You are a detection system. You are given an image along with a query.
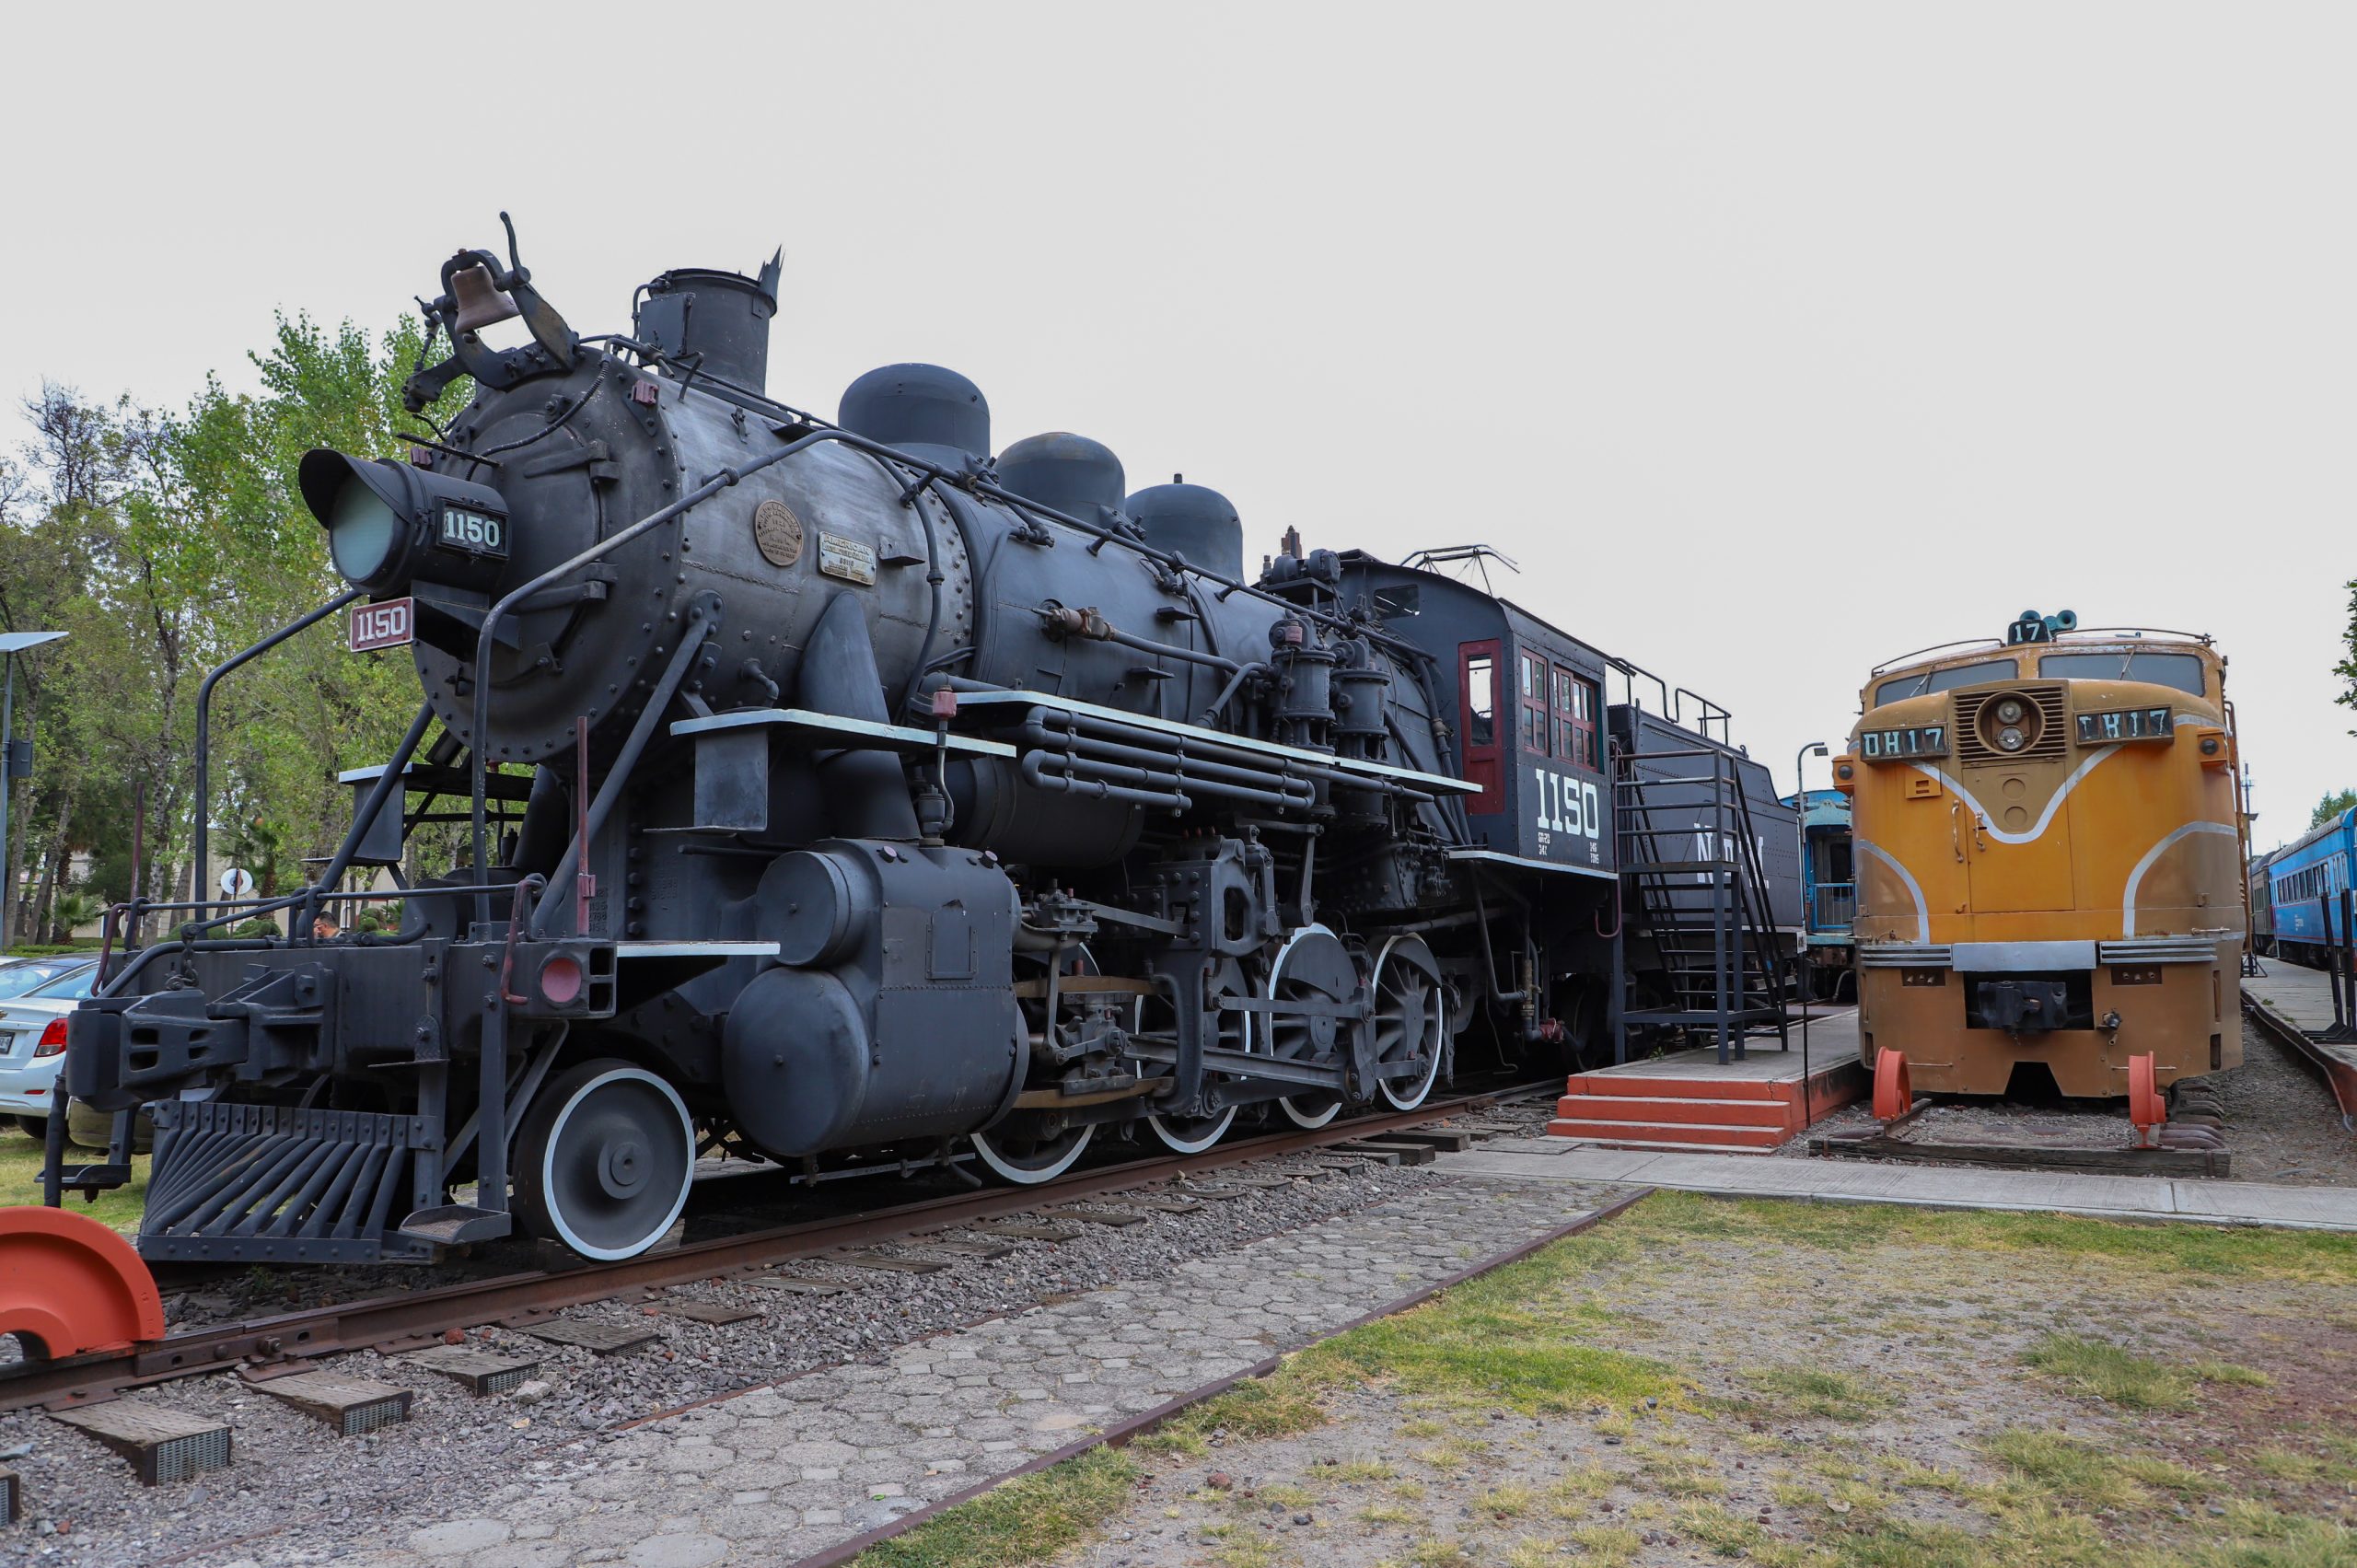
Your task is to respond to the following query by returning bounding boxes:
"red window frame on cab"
[1458,639,1503,813]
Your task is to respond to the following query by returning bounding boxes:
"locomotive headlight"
[298,448,510,595]
[1998,726,2026,751]
[1995,699,2026,724]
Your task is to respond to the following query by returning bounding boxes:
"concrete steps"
[1547,1054,1865,1155]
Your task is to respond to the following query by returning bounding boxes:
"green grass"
[1641,1191,2357,1283]
[1982,1428,2160,1511]
[1564,1525,1642,1564]
[1295,1226,1689,1415]
[850,1193,2357,1568]
[1132,1370,1332,1457]
[0,1122,147,1231]
[850,1446,1140,1567]
[2021,1333,2200,1411]
[2188,1504,2357,1568]
[1740,1364,1898,1423]
[2189,1359,2275,1388]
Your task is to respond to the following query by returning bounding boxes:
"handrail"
[1870,626,2218,677]
[192,587,366,923]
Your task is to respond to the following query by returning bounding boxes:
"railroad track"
[6,1081,1556,1417]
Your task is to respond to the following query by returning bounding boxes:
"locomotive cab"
[1840,613,2244,1098]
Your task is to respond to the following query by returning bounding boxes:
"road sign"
[219,867,254,900]
[350,598,414,653]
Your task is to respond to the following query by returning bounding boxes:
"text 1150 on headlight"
[438,505,506,559]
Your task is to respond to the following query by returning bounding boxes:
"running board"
[397,1204,514,1248]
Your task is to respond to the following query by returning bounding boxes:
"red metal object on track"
[2127,1052,2166,1147]
[0,1205,165,1356]
[1871,1048,1913,1122]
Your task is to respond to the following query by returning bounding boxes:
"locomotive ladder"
[1612,743,1790,1064]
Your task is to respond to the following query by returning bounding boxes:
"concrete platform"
[1549,1010,1866,1152]
[2246,959,2357,1119]
[1436,1144,2357,1231]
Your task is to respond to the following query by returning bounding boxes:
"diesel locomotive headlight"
[1995,699,2026,724]
[1998,726,2026,750]
[298,448,510,596]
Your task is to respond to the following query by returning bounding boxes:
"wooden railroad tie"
[514,1318,663,1355]
[51,1401,232,1485]
[1103,1194,1202,1214]
[973,1220,1085,1242]
[260,1371,415,1436]
[1379,1129,1476,1152]
[401,1344,543,1395]
[910,1236,1021,1259]
[829,1250,952,1274]
[1810,1134,2230,1179]
[1334,1141,1436,1165]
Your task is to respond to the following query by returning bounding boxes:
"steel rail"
[2242,992,2357,1130]
[5,1084,1552,1414]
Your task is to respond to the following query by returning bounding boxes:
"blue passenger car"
[1783,786,1854,997]
[2265,808,2357,967]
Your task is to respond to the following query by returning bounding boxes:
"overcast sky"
[5,5,2349,848]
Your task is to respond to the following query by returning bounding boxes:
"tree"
[2339,579,2357,731]
[3,314,468,943]
[2316,789,2357,829]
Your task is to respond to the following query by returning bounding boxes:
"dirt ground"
[872,1191,2357,1568]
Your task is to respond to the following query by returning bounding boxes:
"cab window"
[1874,658,2019,705]
[1553,667,1600,771]
[1518,652,1549,752]
[2038,651,2207,697]
[1465,655,1495,747]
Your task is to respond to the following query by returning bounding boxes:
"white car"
[0,960,99,1134]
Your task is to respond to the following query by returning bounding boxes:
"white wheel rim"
[1145,1107,1237,1154]
[970,1122,1093,1185]
[1268,923,1348,1127]
[1279,1095,1342,1129]
[1374,935,1447,1110]
[540,1066,696,1262]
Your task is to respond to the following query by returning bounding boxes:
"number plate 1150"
[438,505,506,559]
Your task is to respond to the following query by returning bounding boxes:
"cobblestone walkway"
[260,1177,1623,1568]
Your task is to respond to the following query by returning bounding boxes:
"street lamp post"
[0,632,70,951]
[1793,739,1829,1129]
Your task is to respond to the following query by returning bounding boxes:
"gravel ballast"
[0,1149,1497,1566]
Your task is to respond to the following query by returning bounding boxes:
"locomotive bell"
[448,263,520,335]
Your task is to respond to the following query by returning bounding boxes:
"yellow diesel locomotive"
[1835,611,2245,1099]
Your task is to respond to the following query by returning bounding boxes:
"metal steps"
[1611,740,1790,1063]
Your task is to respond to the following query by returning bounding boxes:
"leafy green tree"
[3,314,468,940]
[2316,789,2357,829]
[2339,580,2357,732]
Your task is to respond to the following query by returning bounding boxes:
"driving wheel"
[1372,935,1447,1110]
[1266,924,1356,1129]
[1146,957,1251,1154]
[515,1060,697,1261]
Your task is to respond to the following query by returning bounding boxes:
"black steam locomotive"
[56,228,1795,1263]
